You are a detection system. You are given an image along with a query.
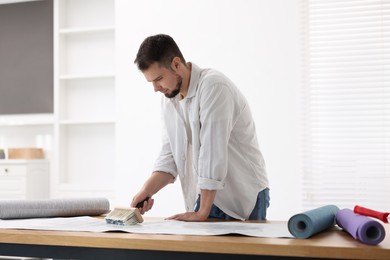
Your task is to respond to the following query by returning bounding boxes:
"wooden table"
[0,221,389,259]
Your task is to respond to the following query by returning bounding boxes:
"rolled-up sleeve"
[198,176,225,190]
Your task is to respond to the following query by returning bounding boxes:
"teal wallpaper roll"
[288,205,340,238]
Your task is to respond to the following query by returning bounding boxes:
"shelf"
[58,77,115,122]
[58,31,115,76]
[58,0,115,30]
[59,73,115,80]
[0,126,53,150]
[0,159,49,165]
[0,114,54,126]
[59,120,115,125]
[59,26,115,35]
[0,122,53,127]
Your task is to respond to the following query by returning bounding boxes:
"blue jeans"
[194,188,270,220]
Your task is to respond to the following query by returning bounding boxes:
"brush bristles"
[105,207,144,226]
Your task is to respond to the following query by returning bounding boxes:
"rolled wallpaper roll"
[336,208,385,245]
[0,198,110,219]
[354,205,389,223]
[288,205,339,238]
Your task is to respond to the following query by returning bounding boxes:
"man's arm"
[166,189,216,221]
[131,171,175,214]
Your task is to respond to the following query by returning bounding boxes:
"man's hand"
[130,171,174,214]
[166,211,209,222]
[166,189,217,222]
[131,192,154,214]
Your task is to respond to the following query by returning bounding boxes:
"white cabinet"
[0,160,49,200]
[53,0,116,198]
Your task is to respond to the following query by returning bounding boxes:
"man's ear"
[171,57,181,71]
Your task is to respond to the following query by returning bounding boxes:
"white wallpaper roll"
[0,198,110,219]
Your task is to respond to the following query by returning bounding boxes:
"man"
[131,34,269,221]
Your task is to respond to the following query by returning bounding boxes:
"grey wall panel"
[0,0,53,114]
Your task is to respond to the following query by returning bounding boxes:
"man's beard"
[165,74,182,98]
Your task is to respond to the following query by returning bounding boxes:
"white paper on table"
[0,216,293,238]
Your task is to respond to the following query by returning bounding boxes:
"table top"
[0,220,389,259]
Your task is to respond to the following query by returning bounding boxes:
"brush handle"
[135,197,150,208]
[354,205,389,223]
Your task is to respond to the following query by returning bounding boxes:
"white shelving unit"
[53,0,116,198]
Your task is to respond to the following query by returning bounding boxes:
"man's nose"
[153,82,162,92]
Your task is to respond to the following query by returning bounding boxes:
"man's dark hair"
[134,34,186,71]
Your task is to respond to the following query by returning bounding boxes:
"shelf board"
[0,122,53,127]
[0,114,54,126]
[59,73,115,81]
[59,26,115,35]
[0,159,49,164]
[59,119,116,125]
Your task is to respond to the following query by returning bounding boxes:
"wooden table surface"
[0,220,389,259]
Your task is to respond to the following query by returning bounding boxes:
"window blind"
[301,0,390,211]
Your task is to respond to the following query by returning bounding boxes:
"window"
[302,0,390,210]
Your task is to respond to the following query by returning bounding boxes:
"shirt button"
[182,155,186,161]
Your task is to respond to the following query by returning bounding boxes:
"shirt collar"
[186,62,201,99]
[169,62,201,103]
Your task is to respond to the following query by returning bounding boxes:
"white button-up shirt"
[153,63,269,220]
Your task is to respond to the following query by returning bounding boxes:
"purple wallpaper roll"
[336,208,386,245]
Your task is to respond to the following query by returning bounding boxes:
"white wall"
[115,0,302,220]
